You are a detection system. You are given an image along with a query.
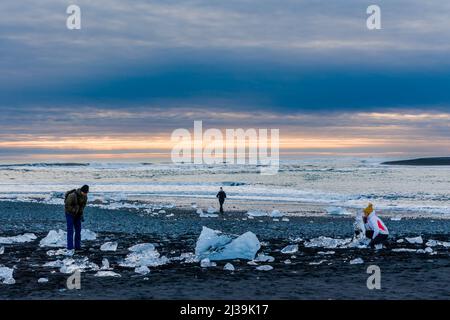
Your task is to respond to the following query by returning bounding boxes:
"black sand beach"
[1,201,449,300]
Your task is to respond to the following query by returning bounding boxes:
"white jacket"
[365,211,389,238]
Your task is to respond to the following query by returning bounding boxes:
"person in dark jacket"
[216,187,227,213]
[64,185,89,251]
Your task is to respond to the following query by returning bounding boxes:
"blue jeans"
[66,213,82,250]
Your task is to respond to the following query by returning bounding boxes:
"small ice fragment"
[304,236,352,249]
[397,239,404,243]
[349,258,364,265]
[309,260,326,265]
[269,210,284,218]
[272,218,279,222]
[0,233,37,244]
[246,210,267,217]
[256,265,273,271]
[247,261,258,266]
[40,229,96,247]
[392,248,417,253]
[326,207,351,215]
[95,271,121,277]
[0,247,4,255]
[191,204,198,209]
[390,216,402,221]
[282,218,290,222]
[100,242,118,252]
[196,209,203,214]
[223,263,235,271]
[200,258,217,268]
[281,244,298,254]
[101,258,110,270]
[38,278,49,283]
[284,259,292,264]
[135,266,150,275]
[405,236,423,244]
[0,266,15,284]
[159,210,166,214]
[317,251,335,255]
[207,207,217,214]
[166,214,174,217]
[375,244,383,250]
[254,254,275,263]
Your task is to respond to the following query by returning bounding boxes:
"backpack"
[64,189,77,204]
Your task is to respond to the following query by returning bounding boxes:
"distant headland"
[382,157,450,166]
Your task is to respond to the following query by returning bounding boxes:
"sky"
[1,0,450,161]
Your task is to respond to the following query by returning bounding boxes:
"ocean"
[0,157,449,216]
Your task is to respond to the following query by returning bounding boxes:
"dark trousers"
[219,200,225,213]
[66,213,82,250]
[365,230,388,247]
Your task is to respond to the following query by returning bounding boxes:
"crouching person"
[64,185,89,251]
[363,203,389,248]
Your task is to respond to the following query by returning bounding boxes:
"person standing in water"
[216,187,227,213]
[363,203,389,248]
[64,185,89,251]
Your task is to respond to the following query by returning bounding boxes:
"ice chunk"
[120,243,168,268]
[309,260,326,265]
[39,229,97,247]
[273,218,279,222]
[158,210,166,214]
[94,271,121,277]
[166,213,174,217]
[100,242,118,252]
[172,252,198,264]
[304,236,351,249]
[426,239,450,247]
[284,259,292,264]
[349,258,364,265]
[0,233,37,244]
[390,216,402,221]
[254,254,275,263]
[59,257,99,274]
[397,239,404,243]
[223,263,235,271]
[317,251,335,255]
[198,208,219,218]
[0,266,15,284]
[101,258,111,270]
[135,266,150,275]
[326,207,351,215]
[46,249,74,257]
[392,248,417,253]
[200,258,217,268]
[416,247,433,254]
[281,244,298,254]
[406,236,423,244]
[195,227,261,261]
[246,210,267,217]
[256,265,273,271]
[282,218,290,222]
[81,229,97,241]
[0,247,4,255]
[269,210,284,218]
[38,278,49,283]
[207,207,217,214]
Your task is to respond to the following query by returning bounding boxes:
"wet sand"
[1,201,449,300]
